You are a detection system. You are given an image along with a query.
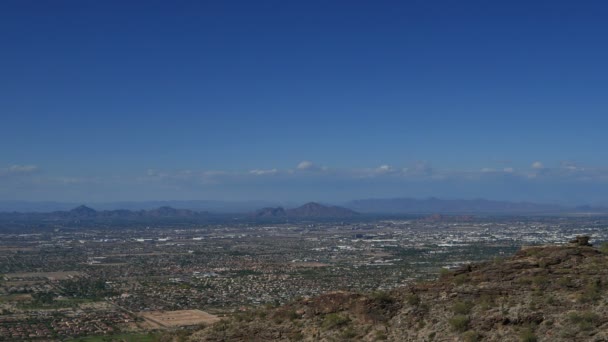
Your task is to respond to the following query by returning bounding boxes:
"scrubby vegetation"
[187,242,608,341]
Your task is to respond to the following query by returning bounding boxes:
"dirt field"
[3,271,82,281]
[139,310,220,327]
[290,262,329,268]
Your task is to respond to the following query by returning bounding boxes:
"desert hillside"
[187,237,608,341]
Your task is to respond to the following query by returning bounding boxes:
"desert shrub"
[517,276,534,285]
[579,280,601,302]
[322,313,350,330]
[568,311,600,331]
[462,330,480,342]
[289,331,304,340]
[375,330,388,340]
[525,248,541,257]
[371,291,395,304]
[452,300,474,315]
[454,274,468,285]
[479,294,496,310]
[406,293,420,306]
[287,310,300,320]
[600,242,608,254]
[532,275,548,287]
[557,277,574,288]
[234,311,256,322]
[211,321,229,333]
[448,315,469,332]
[528,299,541,311]
[439,268,451,278]
[519,327,537,342]
[341,327,357,339]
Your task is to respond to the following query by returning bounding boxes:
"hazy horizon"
[0,195,605,214]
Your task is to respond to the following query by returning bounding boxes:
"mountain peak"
[252,202,358,219]
[300,202,324,208]
[69,205,97,216]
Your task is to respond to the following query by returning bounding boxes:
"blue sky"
[1,1,608,204]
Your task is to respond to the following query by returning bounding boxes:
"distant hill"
[253,202,359,219]
[70,205,97,217]
[346,197,571,214]
[287,202,359,218]
[188,239,608,341]
[2,198,608,221]
[0,200,291,213]
[253,207,288,218]
[0,205,207,221]
[0,202,359,223]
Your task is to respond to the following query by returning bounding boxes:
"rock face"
[188,243,608,341]
[570,235,592,246]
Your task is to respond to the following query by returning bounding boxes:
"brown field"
[0,246,35,252]
[290,262,329,268]
[0,294,32,302]
[139,310,220,327]
[3,271,82,281]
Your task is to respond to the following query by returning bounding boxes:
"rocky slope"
[188,239,608,341]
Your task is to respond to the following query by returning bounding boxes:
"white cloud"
[295,160,327,172]
[375,164,393,173]
[503,167,515,173]
[9,165,38,173]
[560,161,581,171]
[146,169,165,177]
[402,161,433,176]
[249,168,278,176]
[481,168,496,173]
[201,170,227,177]
[0,164,39,176]
[531,161,544,169]
[297,160,315,170]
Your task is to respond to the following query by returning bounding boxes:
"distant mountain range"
[0,200,291,213]
[0,202,359,223]
[0,205,209,221]
[1,198,607,221]
[253,202,359,219]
